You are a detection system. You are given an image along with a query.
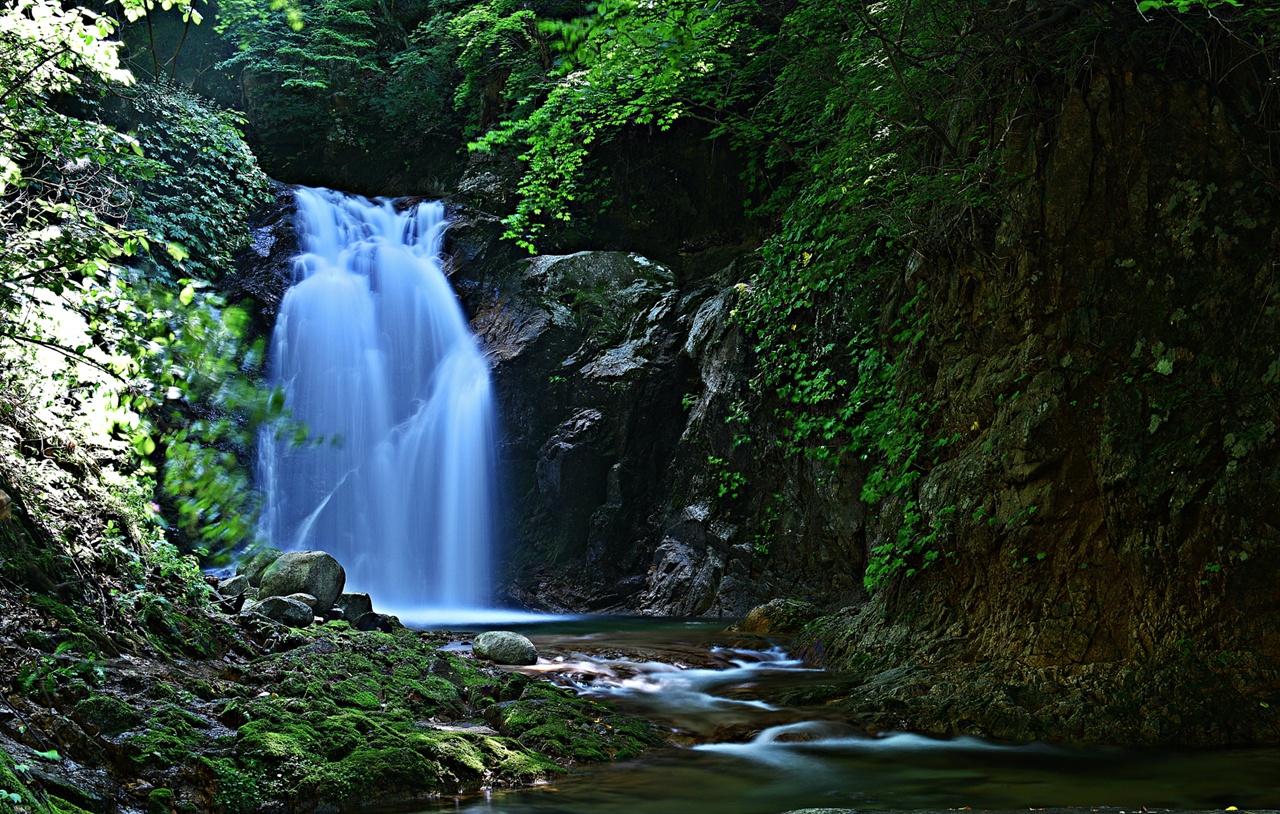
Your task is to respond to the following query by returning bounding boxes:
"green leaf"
[33,749,61,761]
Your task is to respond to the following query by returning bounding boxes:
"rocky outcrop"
[450,63,1280,745]
[449,216,871,618]
[783,67,1280,746]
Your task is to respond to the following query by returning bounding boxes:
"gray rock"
[246,596,314,628]
[472,631,538,665]
[338,592,373,622]
[236,547,283,587]
[218,574,250,597]
[259,550,346,612]
[286,592,318,609]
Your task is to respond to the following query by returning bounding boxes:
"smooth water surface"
[427,620,1280,813]
[258,187,498,614]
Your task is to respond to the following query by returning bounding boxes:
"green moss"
[47,797,94,814]
[0,747,46,814]
[206,626,652,808]
[331,676,382,710]
[303,746,441,805]
[74,695,142,735]
[489,687,664,763]
[203,757,265,814]
[128,704,208,766]
[147,788,174,814]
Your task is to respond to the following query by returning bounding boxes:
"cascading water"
[257,187,498,620]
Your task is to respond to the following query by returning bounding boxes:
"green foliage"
[216,0,467,160]
[450,0,551,133]
[1137,0,1241,12]
[472,0,755,250]
[2,0,277,559]
[462,0,1012,587]
[110,81,271,281]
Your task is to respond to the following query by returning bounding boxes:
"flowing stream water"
[257,188,499,622]
[425,620,1280,814]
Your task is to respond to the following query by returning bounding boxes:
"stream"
[422,619,1280,814]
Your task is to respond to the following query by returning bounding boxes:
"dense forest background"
[2,0,1280,810]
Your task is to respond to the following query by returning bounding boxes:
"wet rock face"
[451,217,867,616]
[782,67,1280,745]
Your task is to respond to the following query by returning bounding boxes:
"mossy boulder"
[737,599,821,635]
[235,548,283,587]
[258,551,345,612]
[74,695,141,736]
[472,631,538,665]
[483,683,664,762]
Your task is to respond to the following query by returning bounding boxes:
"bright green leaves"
[467,0,758,252]
[1137,0,1242,12]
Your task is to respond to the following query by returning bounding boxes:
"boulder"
[353,612,396,633]
[245,596,314,628]
[472,631,538,665]
[259,550,345,612]
[338,592,373,622]
[218,574,250,597]
[736,599,821,635]
[236,547,283,587]
[286,592,318,609]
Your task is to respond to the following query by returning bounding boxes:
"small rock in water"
[259,550,346,612]
[248,596,315,628]
[218,574,250,597]
[472,631,538,665]
[338,592,373,622]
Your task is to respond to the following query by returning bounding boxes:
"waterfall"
[256,187,497,618]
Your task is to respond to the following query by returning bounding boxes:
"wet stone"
[247,596,314,628]
[218,574,250,597]
[473,631,539,665]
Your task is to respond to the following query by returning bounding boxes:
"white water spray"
[257,187,497,616]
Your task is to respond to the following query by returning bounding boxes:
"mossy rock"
[74,695,141,736]
[736,598,821,635]
[235,548,283,587]
[484,684,664,762]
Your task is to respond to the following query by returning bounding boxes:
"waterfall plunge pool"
[415,618,1280,814]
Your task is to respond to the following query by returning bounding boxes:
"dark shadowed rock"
[339,592,373,622]
[473,631,538,665]
[353,612,396,633]
[247,596,314,628]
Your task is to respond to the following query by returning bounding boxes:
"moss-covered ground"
[0,606,665,814]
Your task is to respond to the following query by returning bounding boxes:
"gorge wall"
[442,64,1280,744]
